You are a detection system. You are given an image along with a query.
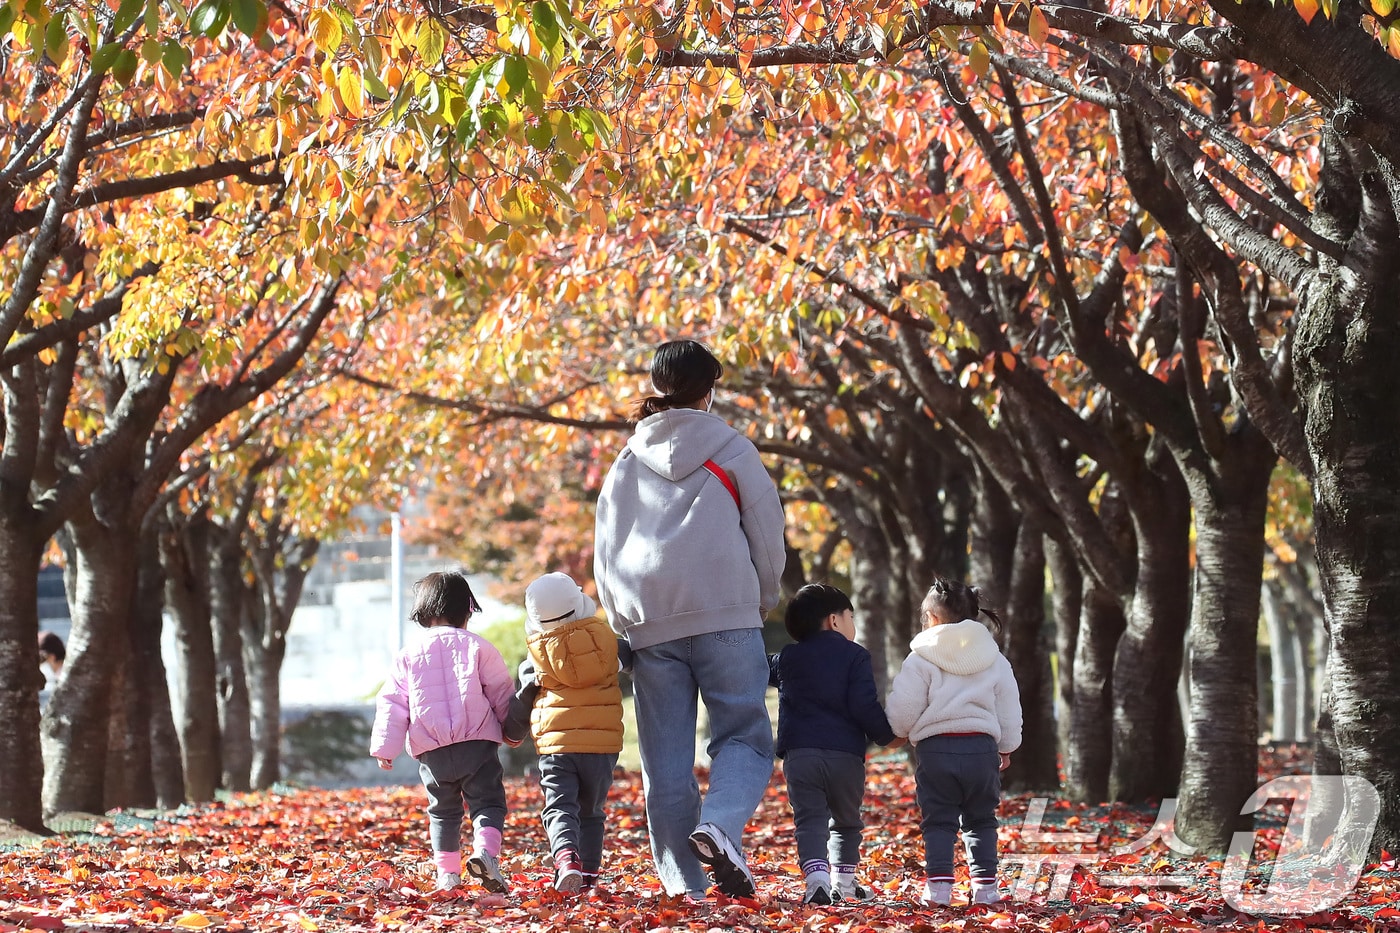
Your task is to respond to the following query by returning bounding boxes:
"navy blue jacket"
[768,630,895,758]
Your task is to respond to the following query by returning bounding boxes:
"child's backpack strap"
[701,459,741,510]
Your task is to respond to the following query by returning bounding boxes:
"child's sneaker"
[833,877,875,902]
[921,880,952,906]
[435,870,461,892]
[687,823,756,898]
[554,848,584,893]
[802,871,833,905]
[971,881,1004,905]
[466,851,508,893]
[581,872,598,890]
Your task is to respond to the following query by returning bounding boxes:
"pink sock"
[435,850,461,874]
[476,827,502,858]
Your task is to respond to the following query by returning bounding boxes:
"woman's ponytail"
[631,340,723,423]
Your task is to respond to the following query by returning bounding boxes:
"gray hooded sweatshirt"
[593,408,787,650]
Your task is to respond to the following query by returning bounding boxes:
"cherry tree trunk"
[161,510,221,802]
[1046,537,1080,783]
[0,502,46,830]
[210,530,252,792]
[1111,469,1191,802]
[1176,461,1272,852]
[1066,580,1125,802]
[245,640,283,791]
[1296,273,1400,856]
[42,508,138,815]
[1002,524,1058,792]
[135,526,183,809]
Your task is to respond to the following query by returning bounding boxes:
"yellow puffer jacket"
[527,616,624,755]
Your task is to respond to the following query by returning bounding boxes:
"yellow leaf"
[309,9,343,53]
[337,67,364,117]
[449,193,473,233]
[416,19,446,66]
[295,915,319,931]
[175,914,211,929]
[1027,5,1049,46]
[968,40,990,78]
[1294,0,1320,23]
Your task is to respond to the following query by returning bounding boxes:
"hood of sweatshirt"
[911,619,1001,675]
[627,408,738,481]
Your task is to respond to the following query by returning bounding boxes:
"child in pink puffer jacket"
[371,571,517,893]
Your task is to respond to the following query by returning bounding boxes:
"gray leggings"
[783,748,867,867]
[418,740,507,854]
[915,734,1001,880]
[539,752,618,871]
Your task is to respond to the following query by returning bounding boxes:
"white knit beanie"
[525,572,598,631]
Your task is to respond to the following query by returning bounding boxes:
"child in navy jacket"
[769,584,902,904]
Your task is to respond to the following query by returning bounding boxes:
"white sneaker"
[466,851,508,893]
[833,876,875,901]
[921,880,952,906]
[687,822,756,897]
[972,882,1004,904]
[803,871,833,905]
[435,870,461,891]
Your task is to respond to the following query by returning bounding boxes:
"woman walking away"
[594,339,787,899]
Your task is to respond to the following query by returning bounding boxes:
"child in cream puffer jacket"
[886,578,1022,909]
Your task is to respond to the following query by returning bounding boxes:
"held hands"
[376,757,393,771]
[886,736,909,750]
[998,752,1011,772]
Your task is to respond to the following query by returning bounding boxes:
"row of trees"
[4,0,1397,860]
[0,0,441,828]
[341,0,1400,856]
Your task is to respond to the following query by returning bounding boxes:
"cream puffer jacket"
[884,619,1023,752]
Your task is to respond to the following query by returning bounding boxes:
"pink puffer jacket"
[370,627,514,760]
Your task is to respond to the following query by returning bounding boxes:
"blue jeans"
[632,629,775,894]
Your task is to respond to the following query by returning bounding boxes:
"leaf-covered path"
[3,757,1397,932]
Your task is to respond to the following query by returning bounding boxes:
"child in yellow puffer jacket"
[511,572,627,893]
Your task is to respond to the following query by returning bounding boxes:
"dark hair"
[630,340,723,421]
[409,571,482,628]
[38,631,65,662]
[784,583,855,641]
[922,577,1002,635]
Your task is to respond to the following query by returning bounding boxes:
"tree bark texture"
[967,464,1018,609]
[1262,579,1301,742]
[0,505,46,830]
[135,523,183,808]
[244,639,282,791]
[161,507,221,802]
[1067,580,1125,802]
[1111,459,1191,802]
[1296,275,1400,856]
[1176,464,1272,852]
[42,506,139,815]
[1046,537,1080,784]
[103,637,148,811]
[210,523,252,792]
[1001,524,1058,792]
